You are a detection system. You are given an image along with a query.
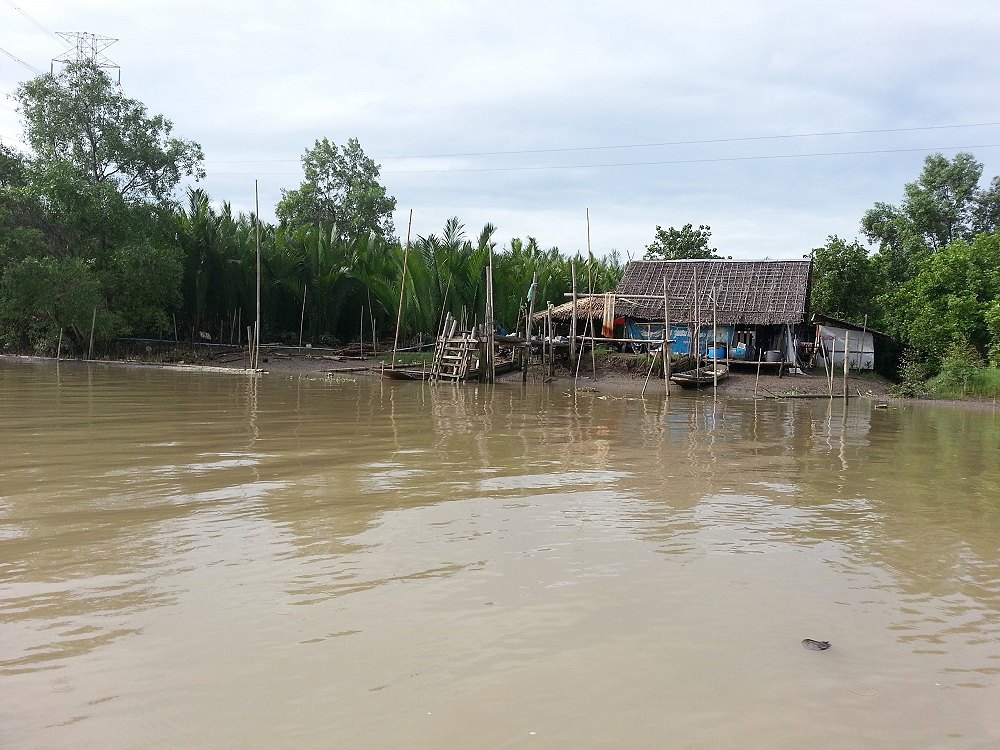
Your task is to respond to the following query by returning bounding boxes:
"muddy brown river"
[1,360,999,748]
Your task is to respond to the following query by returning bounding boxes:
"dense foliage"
[643,223,720,260]
[808,152,1000,386]
[2,62,998,391]
[0,63,622,356]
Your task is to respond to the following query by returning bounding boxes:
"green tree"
[15,61,204,204]
[643,223,720,260]
[0,256,101,352]
[893,233,1000,363]
[862,152,1000,282]
[809,236,879,323]
[276,137,396,243]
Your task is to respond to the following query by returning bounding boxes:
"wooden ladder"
[432,334,479,381]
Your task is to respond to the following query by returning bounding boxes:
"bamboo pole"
[754,352,762,398]
[173,313,178,343]
[587,209,596,380]
[663,275,670,398]
[641,349,657,396]
[828,337,835,397]
[861,314,869,372]
[485,248,496,383]
[88,306,97,359]
[843,328,850,400]
[254,180,261,372]
[392,209,414,369]
[524,271,538,384]
[570,260,578,368]
[56,328,63,362]
[299,284,307,350]
[694,267,700,378]
[547,305,555,378]
[712,286,718,399]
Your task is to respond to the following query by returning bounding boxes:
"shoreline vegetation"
[2,62,999,401]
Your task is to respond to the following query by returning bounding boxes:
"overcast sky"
[3,1,1000,259]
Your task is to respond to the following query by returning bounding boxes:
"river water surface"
[1,361,999,749]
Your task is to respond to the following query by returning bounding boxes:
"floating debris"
[802,638,831,651]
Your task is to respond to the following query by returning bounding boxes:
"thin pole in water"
[843,328,850,400]
[88,306,97,359]
[299,284,307,351]
[663,275,671,397]
[570,260,578,368]
[587,209,596,380]
[392,209,413,370]
[254,180,262,371]
[712,285,718,399]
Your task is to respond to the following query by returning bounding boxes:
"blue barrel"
[707,345,727,360]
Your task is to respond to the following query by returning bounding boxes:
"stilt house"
[610,259,813,363]
[541,259,813,365]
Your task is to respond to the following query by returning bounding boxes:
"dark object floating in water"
[802,638,831,651]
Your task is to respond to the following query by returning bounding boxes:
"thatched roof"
[611,259,813,326]
[533,294,632,322]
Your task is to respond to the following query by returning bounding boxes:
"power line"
[381,144,1000,174]
[0,44,41,74]
[202,121,1000,166]
[375,122,1000,160]
[206,143,1000,176]
[2,0,63,44]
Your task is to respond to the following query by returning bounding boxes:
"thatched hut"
[538,259,813,364]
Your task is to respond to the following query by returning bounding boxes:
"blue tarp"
[625,322,734,356]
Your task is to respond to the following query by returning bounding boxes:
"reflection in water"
[1,361,999,748]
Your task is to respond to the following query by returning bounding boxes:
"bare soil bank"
[3,350,896,401]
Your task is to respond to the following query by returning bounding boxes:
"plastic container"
[764,350,782,362]
[707,345,727,360]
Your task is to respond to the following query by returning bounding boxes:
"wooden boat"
[670,365,729,389]
[381,367,428,381]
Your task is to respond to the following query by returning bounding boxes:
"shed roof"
[612,259,813,326]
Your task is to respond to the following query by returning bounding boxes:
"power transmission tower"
[51,32,120,81]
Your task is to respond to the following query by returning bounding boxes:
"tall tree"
[862,152,1000,281]
[643,223,720,260]
[809,236,879,323]
[16,60,204,205]
[276,137,396,243]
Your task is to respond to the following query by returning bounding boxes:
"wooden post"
[173,313,179,343]
[392,209,414,370]
[56,328,63,362]
[359,305,364,358]
[88,306,97,359]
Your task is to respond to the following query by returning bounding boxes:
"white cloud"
[3,0,1000,258]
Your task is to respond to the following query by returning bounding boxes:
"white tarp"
[815,324,874,370]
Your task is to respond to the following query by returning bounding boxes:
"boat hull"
[670,366,729,389]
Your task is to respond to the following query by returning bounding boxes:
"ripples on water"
[1,361,999,748]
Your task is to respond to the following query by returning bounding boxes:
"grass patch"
[929,367,1000,399]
